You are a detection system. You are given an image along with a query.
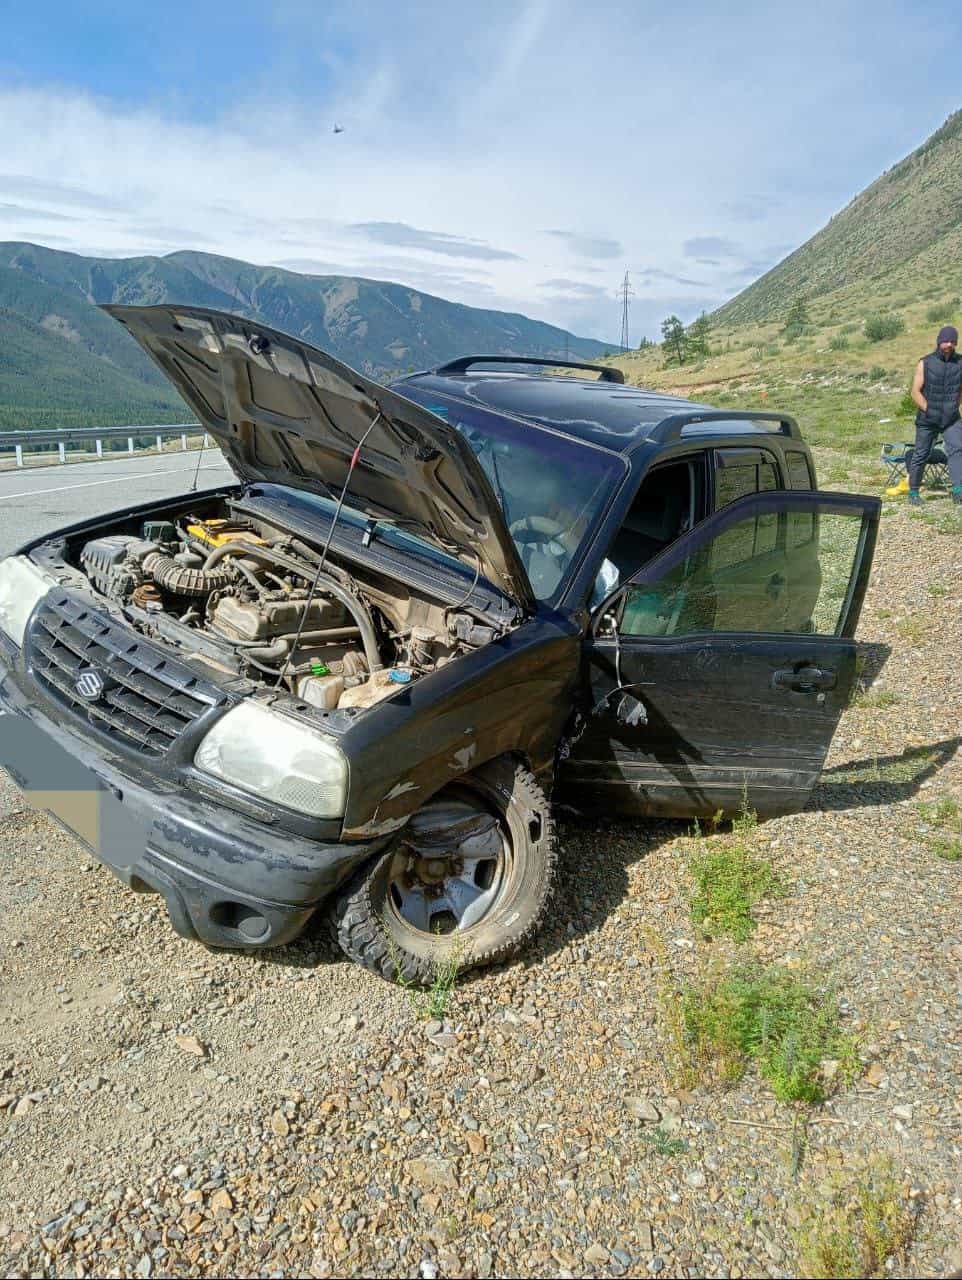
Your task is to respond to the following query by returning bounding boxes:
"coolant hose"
[142,551,235,598]
[201,541,385,671]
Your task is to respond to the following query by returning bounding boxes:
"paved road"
[0,452,234,556]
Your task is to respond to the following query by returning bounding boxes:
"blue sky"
[1,0,959,341]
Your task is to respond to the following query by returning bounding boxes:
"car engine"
[74,510,486,713]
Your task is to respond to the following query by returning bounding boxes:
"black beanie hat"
[937,325,958,345]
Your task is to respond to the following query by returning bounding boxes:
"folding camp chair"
[880,439,951,489]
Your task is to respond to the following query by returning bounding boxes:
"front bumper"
[0,660,385,948]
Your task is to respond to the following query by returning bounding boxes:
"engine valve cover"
[209,593,348,641]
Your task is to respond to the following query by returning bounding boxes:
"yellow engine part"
[186,519,265,548]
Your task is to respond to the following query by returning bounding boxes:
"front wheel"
[333,758,556,985]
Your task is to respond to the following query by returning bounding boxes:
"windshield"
[402,390,625,601]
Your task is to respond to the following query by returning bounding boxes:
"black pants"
[909,420,962,489]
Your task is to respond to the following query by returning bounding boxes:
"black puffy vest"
[917,349,962,429]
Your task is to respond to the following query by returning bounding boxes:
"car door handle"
[772,665,837,693]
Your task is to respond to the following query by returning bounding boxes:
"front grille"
[27,591,226,758]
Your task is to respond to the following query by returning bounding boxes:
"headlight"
[194,700,349,819]
[0,555,56,646]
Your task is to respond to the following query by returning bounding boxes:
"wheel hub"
[387,795,509,936]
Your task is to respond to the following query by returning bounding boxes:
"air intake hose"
[142,551,236,597]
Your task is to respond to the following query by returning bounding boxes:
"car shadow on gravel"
[855,639,892,686]
[517,811,686,969]
[811,735,962,812]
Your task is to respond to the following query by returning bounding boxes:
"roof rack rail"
[434,355,625,384]
[649,409,801,442]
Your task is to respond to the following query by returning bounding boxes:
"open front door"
[560,490,880,818]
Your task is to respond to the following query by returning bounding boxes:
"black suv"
[0,307,880,982]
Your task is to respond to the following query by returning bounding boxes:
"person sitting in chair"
[906,325,962,506]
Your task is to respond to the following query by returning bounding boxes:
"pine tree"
[687,312,711,357]
[661,315,687,365]
[783,297,810,334]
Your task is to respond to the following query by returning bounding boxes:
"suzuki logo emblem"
[75,669,105,701]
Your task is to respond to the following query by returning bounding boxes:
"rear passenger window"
[786,452,815,544]
[715,465,757,509]
[712,451,781,563]
[714,450,780,511]
[786,451,813,490]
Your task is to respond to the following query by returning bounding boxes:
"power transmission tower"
[619,271,632,352]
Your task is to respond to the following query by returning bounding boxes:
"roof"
[396,369,719,451]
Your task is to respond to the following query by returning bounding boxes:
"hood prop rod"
[275,409,384,688]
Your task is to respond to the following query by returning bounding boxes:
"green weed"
[851,686,899,709]
[424,945,462,1020]
[917,797,962,861]
[927,582,948,597]
[917,796,959,826]
[689,841,784,941]
[640,1126,688,1157]
[930,835,962,861]
[895,615,932,644]
[926,301,955,323]
[679,964,859,1103]
[794,1155,917,1278]
[383,921,463,1020]
[864,313,905,342]
[833,746,937,787]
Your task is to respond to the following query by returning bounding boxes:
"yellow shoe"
[885,476,910,496]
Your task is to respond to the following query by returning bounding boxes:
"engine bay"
[68,498,503,713]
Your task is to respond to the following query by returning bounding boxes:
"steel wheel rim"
[386,794,512,937]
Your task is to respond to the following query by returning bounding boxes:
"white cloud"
[0,1,953,340]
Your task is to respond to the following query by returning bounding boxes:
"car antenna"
[275,408,384,688]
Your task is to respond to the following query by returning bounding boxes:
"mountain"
[715,109,962,326]
[0,242,609,431]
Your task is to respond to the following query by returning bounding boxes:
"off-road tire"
[333,757,556,985]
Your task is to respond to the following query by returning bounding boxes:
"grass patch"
[679,964,858,1103]
[929,835,962,861]
[927,582,948,597]
[830,746,938,787]
[850,686,899,709]
[917,797,962,861]
[689,839,784,941]
[895,615,933,644]
[795,1155,917,1278]
[917,796,959,825]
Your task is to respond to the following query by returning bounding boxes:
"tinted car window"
[620,508,858,639]
[399,389,625,602]
[715,464,757,509]
[714,450,780,510]
[786,451,814,489]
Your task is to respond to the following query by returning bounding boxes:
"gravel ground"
[1,475,960,1279]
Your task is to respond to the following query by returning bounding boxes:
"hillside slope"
[603,227,962,471]
[0,242,607,429]
[715,109,962,325]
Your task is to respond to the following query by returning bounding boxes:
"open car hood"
[103,305,535,612]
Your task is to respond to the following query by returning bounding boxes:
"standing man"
[907,325,962,506]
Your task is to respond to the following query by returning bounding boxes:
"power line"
[619,270,632,353]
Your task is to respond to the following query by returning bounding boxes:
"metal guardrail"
[0,423,209,468]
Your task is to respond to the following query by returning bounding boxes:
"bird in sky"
[333,123,344,134]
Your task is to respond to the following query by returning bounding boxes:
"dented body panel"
[337,614,581,837]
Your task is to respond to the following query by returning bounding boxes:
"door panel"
[560,490,879,819]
